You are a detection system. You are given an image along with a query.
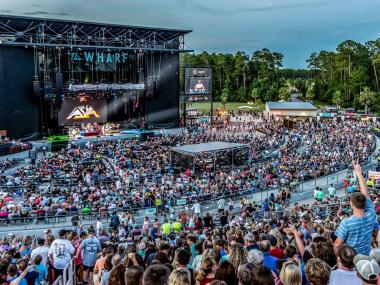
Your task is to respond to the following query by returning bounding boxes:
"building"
[265,102,318,120]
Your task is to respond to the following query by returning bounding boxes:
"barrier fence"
[52,259,75,285]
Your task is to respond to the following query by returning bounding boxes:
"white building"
[265,102,318,119]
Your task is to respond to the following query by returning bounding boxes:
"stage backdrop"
[146,53,180,128]
[58,98,107,126]
[0,46,38,138]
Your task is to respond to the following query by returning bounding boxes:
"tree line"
[180,38,380,113]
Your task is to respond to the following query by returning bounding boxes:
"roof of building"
[266,102,318,111]
[171,141,249,155]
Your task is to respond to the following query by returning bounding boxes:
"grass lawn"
[188,102,265,113]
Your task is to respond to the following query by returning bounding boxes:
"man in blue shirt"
[77,229,101,285]
[260,240,278,275]
[334,161,377,255]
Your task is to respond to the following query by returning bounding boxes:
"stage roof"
[266,102,318,110]
[172,141,250,155]
[0,14,192,52]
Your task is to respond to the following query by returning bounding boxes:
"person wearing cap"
[76,229,101,285]
[334,162,377,255]
[31,237,50,267]
[354,254,380,285]
[48,229,75,278]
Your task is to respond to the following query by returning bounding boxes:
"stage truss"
[0,15,192,52]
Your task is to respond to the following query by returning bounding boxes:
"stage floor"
[32,128,185,146]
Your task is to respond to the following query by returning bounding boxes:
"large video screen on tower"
[58,97,107,126]
[185,68,212,95]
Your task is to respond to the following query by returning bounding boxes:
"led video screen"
[58,97,107,126]
[187,77,212,94]
[184,67,212,95]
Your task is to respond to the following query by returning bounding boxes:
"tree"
[359,87,376,113]
[220,86,229,109]
[279,87,290,101]
[305,85,315,101]
[332,90,343,108]
[250,88,260,103]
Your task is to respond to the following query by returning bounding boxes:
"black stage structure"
[0,15,192,138]
[170,141,251,172]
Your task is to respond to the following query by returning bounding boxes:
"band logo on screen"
[66,106,100,120]
[58,98,107,126]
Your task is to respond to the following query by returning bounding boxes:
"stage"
[170,141,251,172]
[31,128,185,148]
[0,15,192,139]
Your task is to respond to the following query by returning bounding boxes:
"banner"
[58,97,107,126]
[182,94,212,103]
[145,208,157,216]
[176,199,187,206]
[369,171,380,180]
[68,83,145,92]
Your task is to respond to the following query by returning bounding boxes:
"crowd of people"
[0,119,375,225]
[0,160,21,175]
[0,117,377,285]
[0,161,379,285]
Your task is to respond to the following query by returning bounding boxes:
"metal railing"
[52,258,76,285]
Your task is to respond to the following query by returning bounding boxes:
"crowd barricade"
[52,258,75,285]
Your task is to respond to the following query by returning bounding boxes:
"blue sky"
[1,0,380,68]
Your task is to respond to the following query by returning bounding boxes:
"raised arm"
[285,225,305,257]
[10,265,33,285]
[353,160,370,198]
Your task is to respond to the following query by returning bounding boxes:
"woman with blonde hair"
[280,261,302,285]
[169,268,192,285]
[196,256,215,285]
[228,243,248,271]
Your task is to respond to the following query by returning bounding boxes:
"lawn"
[187,102,265,113]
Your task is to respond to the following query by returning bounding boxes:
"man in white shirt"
[192,201,201,217]
[48,229,75,278]
[96,218,103,236]
[217,198,226,213]
[31,238,50,266]
[329,245,361,285]
[328,184,336,198]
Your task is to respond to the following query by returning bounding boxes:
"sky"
[0,0,380,68]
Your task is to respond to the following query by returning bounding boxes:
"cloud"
[23,11,69,16]
[23,11,50,15]
[0,10,12,13]
[242,1,329,13]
